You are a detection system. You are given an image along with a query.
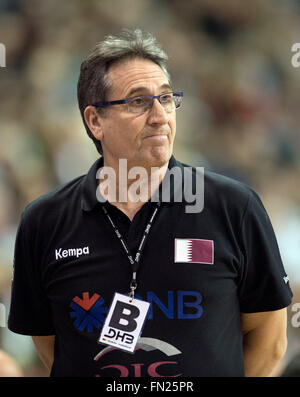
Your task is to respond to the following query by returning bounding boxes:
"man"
[8,29,292,377]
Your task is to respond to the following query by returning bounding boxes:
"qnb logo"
[291,43,300,68]
[137,290,203,320]
[0,43,5,67]
[108,290,204,321]
[70,292,108,332]
[70,290,203,332]
[94,337,183,377]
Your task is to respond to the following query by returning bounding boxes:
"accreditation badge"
[98,292,150,353]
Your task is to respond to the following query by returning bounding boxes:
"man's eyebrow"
[126,83,172,98]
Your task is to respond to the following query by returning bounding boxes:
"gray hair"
[77,29,170,155]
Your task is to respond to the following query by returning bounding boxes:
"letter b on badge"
[109,301,140,332]
[99,292,150,352]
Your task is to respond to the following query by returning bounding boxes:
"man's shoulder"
[173,159,256,218]
[177,159,253,200]
[22,174,85,221]
[205,169,251,197]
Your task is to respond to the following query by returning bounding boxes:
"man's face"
[99,58,177,169]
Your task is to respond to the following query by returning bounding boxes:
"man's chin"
[138,148,171,169]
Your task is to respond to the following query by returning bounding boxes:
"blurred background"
[0,0,299,377]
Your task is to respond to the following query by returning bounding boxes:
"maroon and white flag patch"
[174,239,214,264]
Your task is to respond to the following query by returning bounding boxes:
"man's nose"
[147,98,169,124]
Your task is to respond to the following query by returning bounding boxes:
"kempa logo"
[55,246,90,260]
[0,43,6,67]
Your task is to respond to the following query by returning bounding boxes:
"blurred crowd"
[0,0,299,377]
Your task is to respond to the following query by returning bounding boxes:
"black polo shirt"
[8,156,293,377]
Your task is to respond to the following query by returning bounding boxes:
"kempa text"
[55,246,90,260]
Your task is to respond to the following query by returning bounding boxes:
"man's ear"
[83,106,104,140]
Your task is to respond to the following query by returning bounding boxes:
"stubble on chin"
[136,144,172,170]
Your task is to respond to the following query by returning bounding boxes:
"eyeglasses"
[92,91,183,114]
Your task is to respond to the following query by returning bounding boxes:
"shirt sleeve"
[8,212,55,335]
[238,189,293,313]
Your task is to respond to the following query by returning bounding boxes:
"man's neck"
[98,158,169,221]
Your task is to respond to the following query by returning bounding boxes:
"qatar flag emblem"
[174,239,214,264]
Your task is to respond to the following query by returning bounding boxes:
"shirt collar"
[81,155,185,212]
[81,157,104,211]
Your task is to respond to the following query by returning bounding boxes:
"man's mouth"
[143,130,170,139]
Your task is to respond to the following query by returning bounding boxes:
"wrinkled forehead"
[106,57,170,99]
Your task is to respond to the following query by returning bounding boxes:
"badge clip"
[129,275,137,302]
